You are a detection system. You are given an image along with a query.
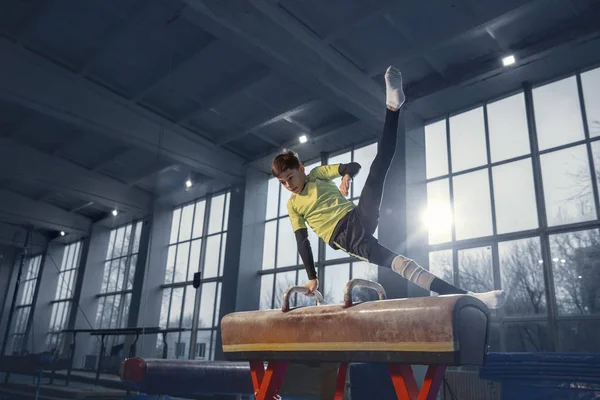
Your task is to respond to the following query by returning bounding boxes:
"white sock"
[468,290,506,310]
[385,66,405,111]
[391,255,435,290]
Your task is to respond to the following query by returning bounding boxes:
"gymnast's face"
[277,165,306,194]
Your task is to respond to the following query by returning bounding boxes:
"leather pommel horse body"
[221,279,491,400]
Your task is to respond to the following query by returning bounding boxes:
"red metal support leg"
[388,364,419,400]
[249,360,288,400]
[417,366,446,400]
[388,364,446,400]
[333,363,348,400]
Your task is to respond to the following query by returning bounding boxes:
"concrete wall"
[26,242,64,353]
[235,168,269,312]
[71,223,110,368]
[0,246,19,354]
[137,202,172,358]
[404,124,429,298]
[214,183,245,360]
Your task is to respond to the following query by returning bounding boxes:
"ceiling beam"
[0,139,152,214]
[0,222,47,251]
[250,117,361,166]
[0,189,91,236]
[181,0,386,129]
[218,101,316,145]
[0,38,245,183]
[407,6,600,102]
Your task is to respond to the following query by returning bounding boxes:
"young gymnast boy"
[272,66,505,309]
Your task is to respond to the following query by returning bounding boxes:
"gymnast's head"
[272,149,306,194]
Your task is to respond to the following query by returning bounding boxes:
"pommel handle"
[281,286,324,312]
[343,278,387,308]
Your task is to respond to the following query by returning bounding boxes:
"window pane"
[223,193,230,232]
[219,233,227,277]
[179,204,194,242]
[498,237,546,316]
[353,143,377,196]
[492,158,538,234]
[133,221,142,253]
[113,227,125,258]
[453,170,493,240]
[540,145,596,226]
[326,239,346,260]
[428,250,453,284]
[550,229,600,315]
[174,242,189,283]
[351,262,379,303]
[106,229,116,259]
[458,246,493,292]
[169,209,181,244]
[259,274,274,310]
[266,178,279,220]
[449,107,487,172]
[425,120,449,178]
[590,141,600,201]
[203,235,220,279]
[505,323,552,352]
[276,219,297,268]
[181,286,196,329]
[195,330,211,360]
[425,179,452,244]
[558,320,600,352]
[487,92,530,162]
[324,263,350,304]
[262,221,276,270]
[169,288,184,328]
[208,194,225,234]
[188,239,202,279]
[213,282,222,326]
[533,76,585,150]
[582,67,600,138]
[279,185,292,217]
[192,200,206,239]
[164,245,176,284]
[128,254,137,290]
[274,271,297,309]
[198,282,217,328]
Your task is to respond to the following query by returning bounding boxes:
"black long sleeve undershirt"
[295,162,362,280]
[295,228,316,279]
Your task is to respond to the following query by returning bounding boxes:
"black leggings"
[330,109,465,295]
[329,109,399,265]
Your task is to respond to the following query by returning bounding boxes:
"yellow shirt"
[287,164,356,244]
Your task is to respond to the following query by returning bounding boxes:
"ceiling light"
[502,55,515,67]
[112,209,118,217]
[299,135,308,144]
[185,179,192,188]
[60,231,65,236]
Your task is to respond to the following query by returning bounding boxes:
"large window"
[46,241,82,353]
[158,191,229,360]
[7,255,42,355]
[95,221,142,351]
[423,65,600,352]
[260,143,380,310]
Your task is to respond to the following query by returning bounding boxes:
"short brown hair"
[271,149,301,177]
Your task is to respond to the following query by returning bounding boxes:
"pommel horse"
[221,279,491,400]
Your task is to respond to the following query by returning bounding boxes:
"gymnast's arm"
[295,228,317,281]
[287,201,318,287]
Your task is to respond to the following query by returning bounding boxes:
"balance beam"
[220,279,491,400]
[120,358,254,398]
